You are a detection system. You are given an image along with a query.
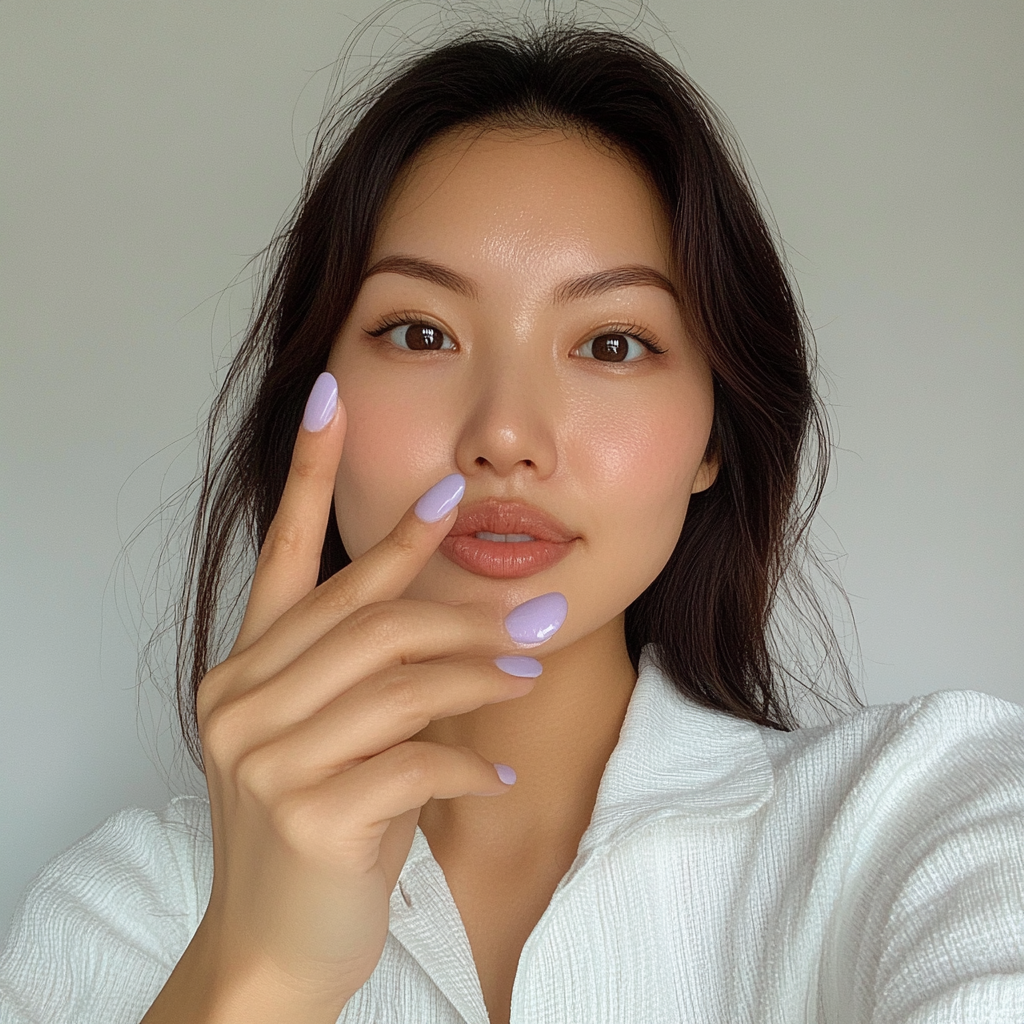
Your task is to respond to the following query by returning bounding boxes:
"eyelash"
[366,312,668,357]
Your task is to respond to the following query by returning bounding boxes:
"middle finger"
[224,593,566,741]
[242,656,542,791]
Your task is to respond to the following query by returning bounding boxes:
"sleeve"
[837,690,1024,1024]
[0,795,212,1024]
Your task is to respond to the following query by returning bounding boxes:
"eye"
[577,332,655,363]
[378,321,455,352]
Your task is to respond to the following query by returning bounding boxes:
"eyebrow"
[362,254,678,305]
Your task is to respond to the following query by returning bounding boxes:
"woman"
[2,19,1022,1024]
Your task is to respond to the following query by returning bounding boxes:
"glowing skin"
[326,127,716,886]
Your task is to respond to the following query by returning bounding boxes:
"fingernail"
[414,473,466,523]
[493,763,517,785]
[503,592,567,645]
[494,656,543,678]
[302,372,338,432]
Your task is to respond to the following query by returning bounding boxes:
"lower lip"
[439,535,575,578]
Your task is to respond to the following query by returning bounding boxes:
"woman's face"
[327,126,716,650]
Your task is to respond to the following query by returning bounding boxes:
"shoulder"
[3,792,213,950]
[749,693,1024,1019]
[764,692,1024,1021]
[760,687,1024,799]
[751,687,1024,878]
[0,795,213,1021]
[31,793,214,924]
[753,687,1024,914]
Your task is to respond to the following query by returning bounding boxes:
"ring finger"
[238,657,541,792]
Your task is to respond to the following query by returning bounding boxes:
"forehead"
[372,126,673,273]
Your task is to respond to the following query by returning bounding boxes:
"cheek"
[568,384,711,589]
[331,380,450,558]
[570,384,710,509]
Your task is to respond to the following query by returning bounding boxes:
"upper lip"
[448,498,579,543]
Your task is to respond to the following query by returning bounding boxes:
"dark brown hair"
[169,19,861,771]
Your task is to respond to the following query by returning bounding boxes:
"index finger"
[234,470,469,677]
[232,371,346,654]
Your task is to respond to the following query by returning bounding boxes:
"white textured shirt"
[2,648,1024,1023]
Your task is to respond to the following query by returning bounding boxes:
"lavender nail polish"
[414,473,466,523]
[302,372,338,432]
[494,656,544,678]
[503,592,568,645]
[493,763,517,785]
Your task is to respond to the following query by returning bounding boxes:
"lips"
[447,498,578,543]
[439,497,579,578]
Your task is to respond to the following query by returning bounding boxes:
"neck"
[413,614,638,861]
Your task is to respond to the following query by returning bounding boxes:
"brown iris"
[591,333,630,362]
[404,324,445,350]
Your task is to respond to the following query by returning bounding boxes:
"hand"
[170,372,564,1018]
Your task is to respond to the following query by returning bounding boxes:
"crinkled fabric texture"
[2,652,1023,1023]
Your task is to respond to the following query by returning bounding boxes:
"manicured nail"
[493,763,517,785]
[414,473,466,523]
[494,656,543,678]
[503,592,567,645]
[302,372,338,432]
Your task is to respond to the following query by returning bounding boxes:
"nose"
[452,353,559,480]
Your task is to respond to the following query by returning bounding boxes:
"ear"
[690,450,720,494]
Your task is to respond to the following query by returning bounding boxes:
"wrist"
[143,918,356,1024]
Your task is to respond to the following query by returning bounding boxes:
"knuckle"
[306,570,360,621]
[389,741,433,786]
[268,793,335,862]
[288,443,321,483]
[346,600,402,644]
[234,743,280,801]
[385,522,420,559]
[195,663,229,721]
[260,517,305,564]
[199,701,245,763]
[268,791,314,845]
[379,669,427,719]
[271,793,362,869]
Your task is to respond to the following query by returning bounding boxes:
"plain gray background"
[2,0,1021,940]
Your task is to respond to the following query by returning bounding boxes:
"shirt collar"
[576,644,775,853]
[387,646,775,1020]
[401,644,774,869]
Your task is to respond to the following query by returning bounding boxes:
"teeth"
[475,531,536,542]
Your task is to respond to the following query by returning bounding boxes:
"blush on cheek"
[611,428,703,594]
[613,420,710,582]
[651,396,717,494]
[333,388,451,557]
[621,443,694,556]
[582,399,701,499]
